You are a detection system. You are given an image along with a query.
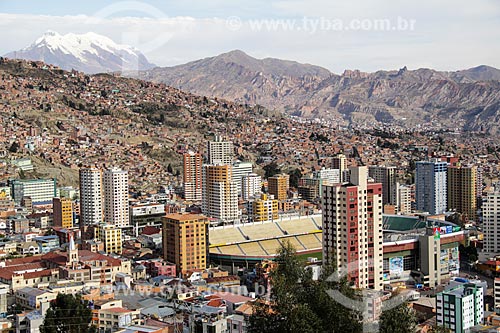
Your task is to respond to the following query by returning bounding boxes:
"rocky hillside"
[128,50,500,134]
[127,50,333,112]
[0,57,279,189]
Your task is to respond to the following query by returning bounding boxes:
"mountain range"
[127,50,500,133]
[5,33,500,133]
[5,31,155,74]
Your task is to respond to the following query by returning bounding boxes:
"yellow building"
[162,213,209,274]
[252,193,278,222]
[447,165,477,221]
[94,224,122,254]
[268,174,289,201]
[53,197,73,228]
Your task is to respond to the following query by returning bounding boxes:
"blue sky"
[1,0,499,72]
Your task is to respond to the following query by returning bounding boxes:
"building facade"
[483,187,500,254]
[162,213,209,274]
[129,202,165,235]
[79,168,103,226]
[268,174,289,201]
[202,165,239,224]
[495,277,500,311]
[207,136,233,165]
[447,165,477,222]
[183,151,203,202]
[313,168,341,185]
[241,173,262,200]
[94,224,123,255]
[436,283,484,333]
[249,194,278,223]
[332,153,348,182]
[369,166,398,206]
[415,160,448,215]
[11,179,56,205]
[103,168,129,228]
[53,197,73,228]
[322,166,384,290]
[397,184,412,215]
[231,161,253,196]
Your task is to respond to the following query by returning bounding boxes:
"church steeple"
[67,233,79,265]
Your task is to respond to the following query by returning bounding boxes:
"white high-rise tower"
[79,168,103,225]
[207,136,233,165]
[104,168,129,228]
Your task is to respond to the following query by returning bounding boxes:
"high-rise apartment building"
[436,283,484,333]
[397,184,412,215]
[242,173,262,200]
[332,153,348,182]
[79,168,103,226]
[415,160,448,215]
[183,151,203,202]
[476,167,484,199]
[202,165,239,224]
[103,168,129,228]
[494,278,500,311]
[268,174,289,201]
[313,168,341,185]
[94,224,122,254]
[322,166,384,290]
[207,136,233,165]
[447,165,477,222]
[369,166,398,206]
[11,178,56,205]
[53,197,73,228]
[231,161,253,196]
[162,213,209,274]
[482,187,500,254]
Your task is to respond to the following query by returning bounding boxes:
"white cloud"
[0,1,499,74]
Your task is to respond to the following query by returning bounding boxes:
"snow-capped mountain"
[5,31,156,74]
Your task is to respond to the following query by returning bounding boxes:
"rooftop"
[383,215,459,232]
[165,213,207,222]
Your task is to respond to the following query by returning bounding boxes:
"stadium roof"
[382,215,458,232]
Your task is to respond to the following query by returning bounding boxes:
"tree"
[40,294,96,333]
[459,244,478,263]
[288,168,302,188]
[379,303,417,333]
[248,241,323,333]
[247,241,361,333]
[428,325,451,333]
[263,162,280,179]
[167,163,173,174]
[433,326,452,333]
[9,141,20,153]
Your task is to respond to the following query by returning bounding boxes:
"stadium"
[209,215,323,270]
[209,214,466,286]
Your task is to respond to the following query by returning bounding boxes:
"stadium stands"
[209,226,247,245]
[239,222,284,240]
[239,242,267,256]
[209,215,324,258]
[259,239,282,255]
[217,245,245,255]
[281,236,306,251]
[297,234,322,249]
[278,217,318,235]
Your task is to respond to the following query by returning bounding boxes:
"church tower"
[67,233,79,266]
